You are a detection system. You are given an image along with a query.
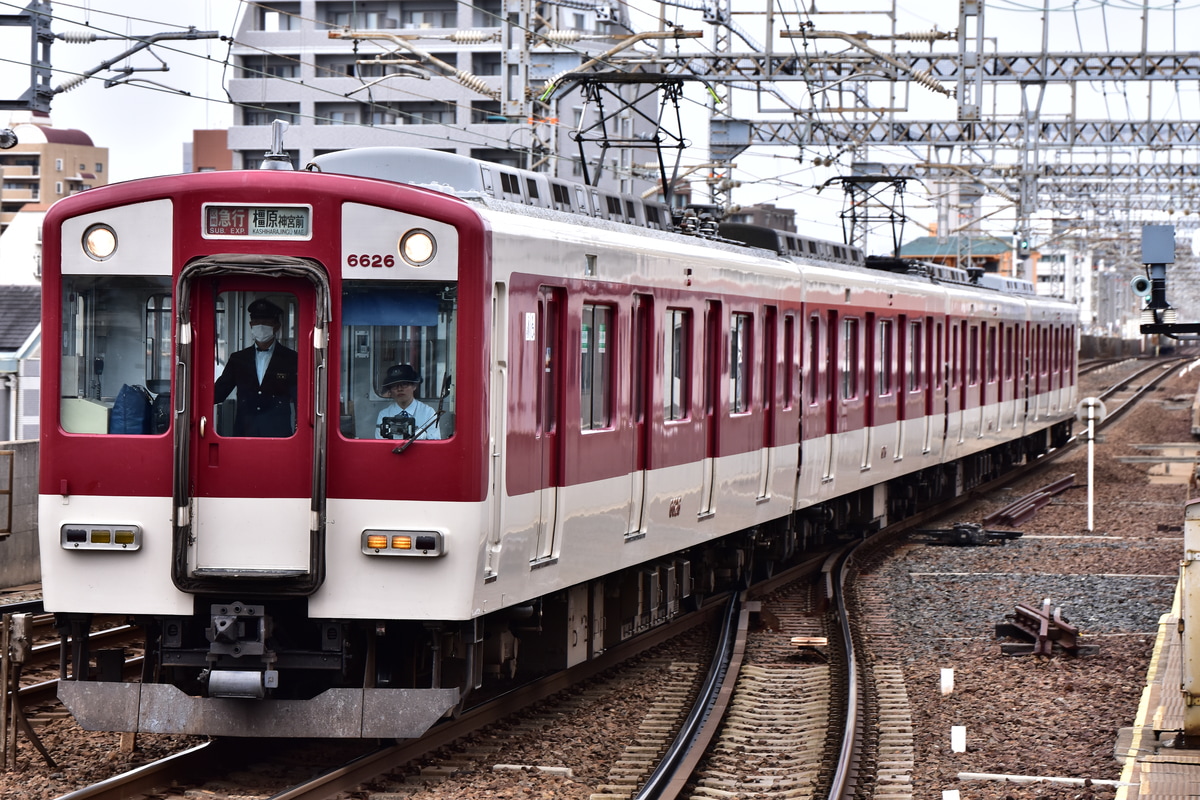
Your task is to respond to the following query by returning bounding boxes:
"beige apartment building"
[0,117,108,235]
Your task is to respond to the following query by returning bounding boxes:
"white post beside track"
[1075,397,1107,532]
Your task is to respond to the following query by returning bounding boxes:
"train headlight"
[61,523,142,551]
[399,229,436,267]
[82,223,118,261]
[361,529,445,557]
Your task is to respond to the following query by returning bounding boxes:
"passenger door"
[532,286,563,561]
[699,301,721,519]
[628,293,653,535]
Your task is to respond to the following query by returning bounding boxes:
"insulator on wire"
[539,30,582,45]
[455,70,497,98]
[903,29,952,42]
[56,30,98,43]
[910,69,951,97]
[55,75,87,93]
[449,30,495,44]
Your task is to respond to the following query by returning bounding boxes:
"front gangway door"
[172,256,330,595]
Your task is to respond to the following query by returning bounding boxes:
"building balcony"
[0,188,38,202]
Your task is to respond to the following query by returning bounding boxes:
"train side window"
[1005,326,1014,380]
[808,315,821,405]
[840,317,858,400]
[877,319,893,396]
[1038,328,1047,375]
[59,275,173,434]
[935,321,944,389]
[339,280,457,440]
[907,320,922,393]
[581,303,613,430]
[783,315,795,409]
[731,312,753,413]
[968,325,979,386]
[145,294,173,395]
[1053,327,1061,376]
[664,308,691,421]
[949,325,959,389]
[988,325,998,383]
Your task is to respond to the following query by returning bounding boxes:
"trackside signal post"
[1138,225,1188,337]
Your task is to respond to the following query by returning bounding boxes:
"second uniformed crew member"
[214,298,298,437]
[375,364,442,440]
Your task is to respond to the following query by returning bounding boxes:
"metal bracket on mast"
[821,173,911,255]
[553,72,699,211]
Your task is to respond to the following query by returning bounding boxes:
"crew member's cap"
[248,298,283,322]
[382,364,421,389]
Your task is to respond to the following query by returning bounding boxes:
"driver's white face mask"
[250,324,275,344]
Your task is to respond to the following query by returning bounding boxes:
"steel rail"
[826,543,863,800]
[633,592,744,800]
[1095,358,1184,429]
[0,600,43,616]
[53,740,240,800]
[820,355,1185,797]
[262,597,728,800]
[1096,358,1180,403]
[1078,357,1137,376]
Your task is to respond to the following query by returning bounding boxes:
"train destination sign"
[202,204,312,240]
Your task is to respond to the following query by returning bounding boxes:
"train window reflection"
[581,303,612,430]
[59,275,173,435]
[664,309,690,421]
[731,313,752,414]
[877,319,893,397]
[841,317,859,400]
[340,280,457,440]
[145,295,172,395]
[212,291,298,438]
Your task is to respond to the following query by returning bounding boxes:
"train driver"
[375,364,442,440]
[213,298,298,437]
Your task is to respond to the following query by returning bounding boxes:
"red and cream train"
[38,147,1078,737]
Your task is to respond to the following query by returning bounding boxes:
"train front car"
[39,168,489,737]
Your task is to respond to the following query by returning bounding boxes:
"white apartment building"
[227,0,659,193]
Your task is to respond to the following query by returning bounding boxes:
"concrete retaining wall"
[0,440,39,588]
[1079,335,1144,359]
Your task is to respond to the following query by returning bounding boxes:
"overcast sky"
[1,0,240,182]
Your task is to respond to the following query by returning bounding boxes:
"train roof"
[307,148,1069,306]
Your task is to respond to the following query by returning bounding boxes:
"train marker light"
[61,523,142,550]
[399,229,436,266]
[361,529,445,557]
[83,223,118,260]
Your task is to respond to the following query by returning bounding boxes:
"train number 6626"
[347,253,395,268]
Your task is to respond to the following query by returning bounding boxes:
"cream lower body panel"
[39,494,192,616]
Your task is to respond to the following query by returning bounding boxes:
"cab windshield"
[339,280,456,441]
